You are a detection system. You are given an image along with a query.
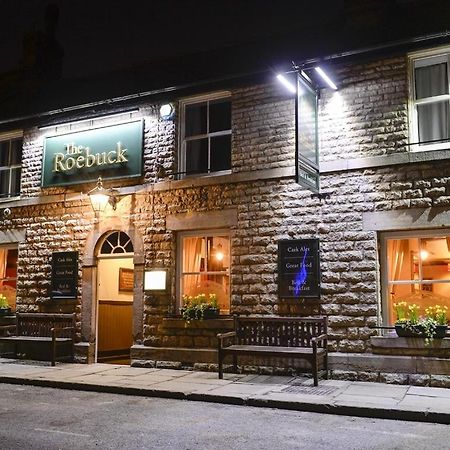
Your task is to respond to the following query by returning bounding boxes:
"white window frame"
[0,131,23,201]
[408,46,450,152]
[380,228,450,325]
[179,92,231,178]
[176,229,230,312]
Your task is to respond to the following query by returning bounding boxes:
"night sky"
[1,0,450,80]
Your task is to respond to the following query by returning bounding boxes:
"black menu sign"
[278,239,320,298]
[51,251,78,299]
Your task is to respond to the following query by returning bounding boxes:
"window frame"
[0,131,23,200]
[179,92,231,178]
[408,46,450,152]
[176,229,230,313]
[380,228,450,325]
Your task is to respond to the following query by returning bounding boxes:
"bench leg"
[218,350,223,379]
[324,355,328,380]
[313,359,319,387]
[232,354,238,373]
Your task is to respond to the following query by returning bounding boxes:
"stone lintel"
[166,209,238,231]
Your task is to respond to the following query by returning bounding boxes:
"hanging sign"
[51,251,78,299]
[278,239,320,298]
[42,120,143,187]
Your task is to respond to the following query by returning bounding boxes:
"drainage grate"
[281,384,338,396]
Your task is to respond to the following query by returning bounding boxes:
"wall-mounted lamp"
[88,177,118,213]
[315,67,338,90]
[144,269,168,292]
[276,74,297,94]
[159,103,174,120]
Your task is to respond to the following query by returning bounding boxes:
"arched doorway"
[96,231,134,364]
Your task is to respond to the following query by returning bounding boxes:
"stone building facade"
[1,40,450,385]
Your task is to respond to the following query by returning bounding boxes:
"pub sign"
[51,251,78,299]
[278,239,320,298]
[42,120,143,187]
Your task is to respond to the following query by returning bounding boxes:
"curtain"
[182,237,203,295]
[0,249,5,287]
[415,63,449,142]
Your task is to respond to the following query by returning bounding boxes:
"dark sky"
[1,0,450,80]
[0,0,342,78]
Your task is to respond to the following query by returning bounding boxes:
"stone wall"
[3,52,449,368]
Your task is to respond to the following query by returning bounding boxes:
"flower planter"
[181,307,220,321]
[0,307,11,316]
[395,324,447,339]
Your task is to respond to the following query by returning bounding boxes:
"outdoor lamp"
[315,67,338,90]
[88,177,118,213]
[276,74,297,94]
[159,103,174,120]
[144,269,167,291]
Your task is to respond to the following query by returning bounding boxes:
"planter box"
[180,307,220,321]
[395,324,447,339]
[0,308,11,316]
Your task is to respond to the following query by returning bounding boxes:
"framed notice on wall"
[119,268,134,292]
[278,239,320,298]
[51,251,78,299]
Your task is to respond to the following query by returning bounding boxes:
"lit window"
[410,49,450,150]
[0,136,22,198]
[180,93,231,176]
[382,231,450,325]
[178,231,230,314]
[0,247,18,311]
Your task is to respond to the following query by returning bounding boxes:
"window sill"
[371,335,450,357]
[320,146,450,173]
[0,195,20,204]
[161,316,234,330]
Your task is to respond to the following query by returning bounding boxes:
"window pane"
[185,139,208,174]
[185,103,207,137]
[387,238,419,282]
[415,63,448,99]
[0,247,18,311]
[210,135,231,172]
[0,141,9,167]
[0,170,10,197]
[417,101,449,143]
[181,274,230,312]
[209,100,231,133]
[10,139,22,165]
[207,236,230,271]
[10,168,20,196]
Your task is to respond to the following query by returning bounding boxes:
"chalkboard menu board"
[51,251,78,299]
[278,239,320,298]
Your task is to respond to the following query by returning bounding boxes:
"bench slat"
[223,345,325,356]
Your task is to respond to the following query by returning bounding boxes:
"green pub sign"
[42,120,143,187]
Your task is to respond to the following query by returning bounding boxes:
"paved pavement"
[0,358,449,424]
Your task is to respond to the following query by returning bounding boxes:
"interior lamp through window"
[215,243,224,262]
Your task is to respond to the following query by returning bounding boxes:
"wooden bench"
[217,316,328,386]
[0,313,76,366]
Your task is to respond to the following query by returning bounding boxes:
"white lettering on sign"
[52,142,128,173]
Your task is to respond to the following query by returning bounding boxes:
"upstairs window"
[0,134,22,199]
[410,49,450,150]
[180,93,231,177]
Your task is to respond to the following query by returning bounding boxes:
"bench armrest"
[312,333,328,342]
[51,326,75,338]
[217,331,236,349]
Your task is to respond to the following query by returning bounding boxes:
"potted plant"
[181,293,220,322]
[393,301,448,343]
[0,294,11,316]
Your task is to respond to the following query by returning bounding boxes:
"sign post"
[278,239,320,298]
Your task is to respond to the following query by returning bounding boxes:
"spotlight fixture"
[314,67,338,90]
[159,103,174,120]
[276,74,296,94]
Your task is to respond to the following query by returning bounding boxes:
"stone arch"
[80,217,144,363]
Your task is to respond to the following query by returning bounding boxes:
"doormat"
[281,384,338,396]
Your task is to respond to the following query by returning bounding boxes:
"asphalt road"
[0,383,449,450]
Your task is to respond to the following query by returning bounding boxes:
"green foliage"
[0,294,10,309]
[181,293,219,322]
